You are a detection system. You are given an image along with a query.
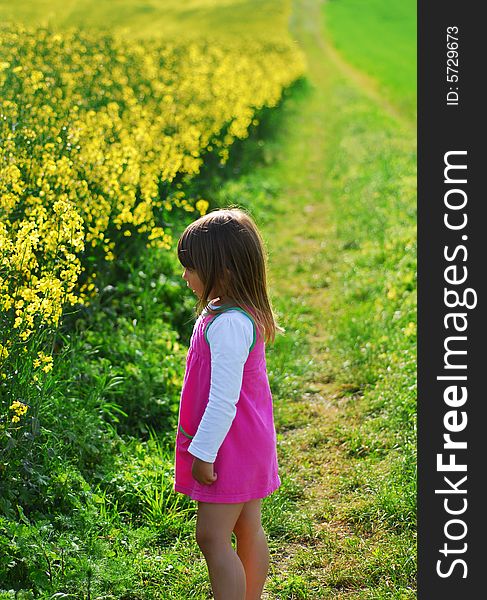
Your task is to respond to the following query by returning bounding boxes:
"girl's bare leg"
[196,501,246,600]
[233,499,269,600]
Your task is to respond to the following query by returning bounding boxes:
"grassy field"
[1,0,416,597]
[218,0,417,594]
[324,0,416,121]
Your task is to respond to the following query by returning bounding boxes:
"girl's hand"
[191,457,217,485]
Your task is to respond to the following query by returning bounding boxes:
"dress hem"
[174,479,281,503]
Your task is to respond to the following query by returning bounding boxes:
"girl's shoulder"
[204,306,257,352]
[205,303,256,328]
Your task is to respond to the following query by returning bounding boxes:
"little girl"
[174,207,281,600]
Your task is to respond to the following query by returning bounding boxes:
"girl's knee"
[196,501,245,554]
[196,524,227,555]
[233,499,263,540]
[195,524,212,552]
[233,521,264,542]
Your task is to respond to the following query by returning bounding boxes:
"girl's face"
[182,268,205,299]
[182,268,223,302]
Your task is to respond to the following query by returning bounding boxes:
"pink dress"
[174,306,281,503]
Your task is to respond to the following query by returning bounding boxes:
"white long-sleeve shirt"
[187,307,254,463]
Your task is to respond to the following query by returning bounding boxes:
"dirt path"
[290,0,414,131]
[260,0,364,595]
[258,0,414,597]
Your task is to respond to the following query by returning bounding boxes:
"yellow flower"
[9,400,29,422]
[0,23,306,393]
[403,322,416,337]
[34,351,53,373]
[196,199,209,216]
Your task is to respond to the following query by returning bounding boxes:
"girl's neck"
[208,296,232,308]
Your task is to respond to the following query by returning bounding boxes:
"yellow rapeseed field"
[0,24,305,377]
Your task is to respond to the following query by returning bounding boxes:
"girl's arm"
[188,311,254,464]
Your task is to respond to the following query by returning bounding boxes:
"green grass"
[1,0,416,597]
[203,0,416,594]
[209,64,416,595]
[324,0,416,120]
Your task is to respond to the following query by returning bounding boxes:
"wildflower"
[195,199,209,216]
[34,351,54,373]
[0,23,305,393]
[9,400,29,422]
[404,322,416,337]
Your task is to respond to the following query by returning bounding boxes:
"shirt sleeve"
[188,311,254,463]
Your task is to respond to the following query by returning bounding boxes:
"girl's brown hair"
[177,207,282,343]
